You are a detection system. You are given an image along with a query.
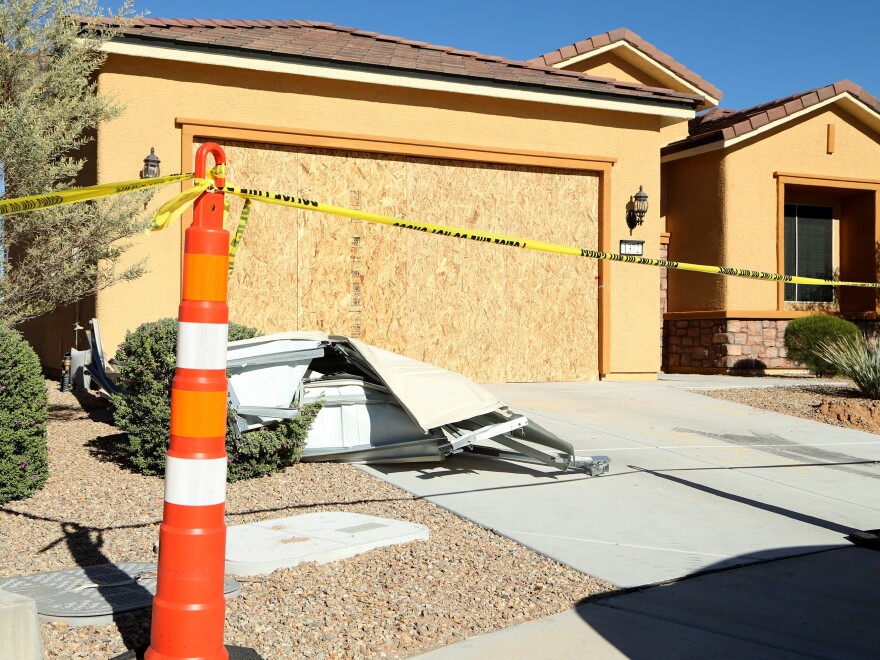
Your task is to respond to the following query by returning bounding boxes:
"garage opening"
[197,139,600,383]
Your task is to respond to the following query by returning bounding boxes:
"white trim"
[177,321,228,370]
[164,456,227,506]
[101,41,695,120]
[661,140,726,163]
[661,93,880,163]
[549,42,620,69]
[549,42,720,107]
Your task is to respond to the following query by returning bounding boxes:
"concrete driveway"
[359,374,880,658]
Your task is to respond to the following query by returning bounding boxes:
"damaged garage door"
[200,140,600,383]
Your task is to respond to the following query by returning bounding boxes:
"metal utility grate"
[0,562,240,626]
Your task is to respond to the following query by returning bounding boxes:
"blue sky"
[120,0,878,111]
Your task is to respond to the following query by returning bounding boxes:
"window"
[784,204,834,303]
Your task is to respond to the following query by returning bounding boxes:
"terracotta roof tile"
[749,113,769,130]
[97,18,702,108]
[783,98,805,114]
[530,27,723,103]
[765,105,787,122]
[542,50,564,66]
[801,91,820,108]
[590,33,612,49]
[816,86,835,102]
[559,44,578,60]
[662,80,880,156]
[574,38,593,55]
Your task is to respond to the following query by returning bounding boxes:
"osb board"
[195,140,598,382]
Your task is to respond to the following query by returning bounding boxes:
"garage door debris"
[76,319,610,475]
[227,331,610,475]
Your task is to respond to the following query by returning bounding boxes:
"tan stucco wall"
[82,53,680,378]
[562,52,647,85]
[559,53,692,146]
[664,150,727,312]
[665,104,880,313]
[559,47,716,116]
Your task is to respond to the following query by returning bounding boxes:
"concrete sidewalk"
[358,374,880,658]
[416,547,880,659]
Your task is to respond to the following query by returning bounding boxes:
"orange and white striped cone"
[146,143,231,660]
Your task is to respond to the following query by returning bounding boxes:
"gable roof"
[662,80,880,159]
[100,19,702,111]
[529,28,722,109]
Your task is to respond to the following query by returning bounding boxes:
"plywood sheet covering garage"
[198,139,599,382]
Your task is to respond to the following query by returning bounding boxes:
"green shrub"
[0,327,49,503]
[783,315,861,376]
[816,335,880,399]
[112,318,320,481]
[225,402,322,482]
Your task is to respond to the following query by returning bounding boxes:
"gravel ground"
[0,383,613,659]
[695,381,880,434]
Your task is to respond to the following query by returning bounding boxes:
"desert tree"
[0,0,146,326]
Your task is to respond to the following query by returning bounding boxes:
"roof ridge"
[135,17,308,28]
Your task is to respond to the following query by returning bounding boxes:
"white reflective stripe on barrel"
[176,321,228,370]
[164,456,227,506]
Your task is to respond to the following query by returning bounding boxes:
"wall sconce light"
[626,186,649,232]
[141,147,160,179]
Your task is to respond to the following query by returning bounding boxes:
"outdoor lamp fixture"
[626,186,649,232]
[141,147,160,179]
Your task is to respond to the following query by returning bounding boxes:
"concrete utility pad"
[0,563,240,626]
[363,379,880,588]
[225,512,429,576]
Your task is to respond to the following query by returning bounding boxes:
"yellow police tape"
[3,169,875,289]
[0,172,194,218]
[216,184,880,289]
[152,179,211,231]
[227,199,252,275]
[151,165,228,231]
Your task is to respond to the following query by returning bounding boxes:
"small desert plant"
[783,315,861,376]
[112,318,321,481]
[816,335,880,399]
[0,326,49,503]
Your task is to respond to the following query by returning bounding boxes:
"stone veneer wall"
[663,318,880,372]
[663,319,794,371]
[855,320,880,340]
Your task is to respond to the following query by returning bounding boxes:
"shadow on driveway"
[576,545,880,659]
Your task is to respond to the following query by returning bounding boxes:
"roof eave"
[532,29,723,106]
[549,41,721,110]
[101,37,700,119]
[661,92,880,163]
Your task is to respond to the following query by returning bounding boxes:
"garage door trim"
[177,118,613,376]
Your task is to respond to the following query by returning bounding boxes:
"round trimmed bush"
[112,318,321,481]
[784,315,861,376]
[0,327,49,503]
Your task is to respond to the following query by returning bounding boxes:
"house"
[661,82,880,373]
[21,21,880,380]
[24,20,701,383]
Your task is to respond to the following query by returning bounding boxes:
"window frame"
[783,203,836,305]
